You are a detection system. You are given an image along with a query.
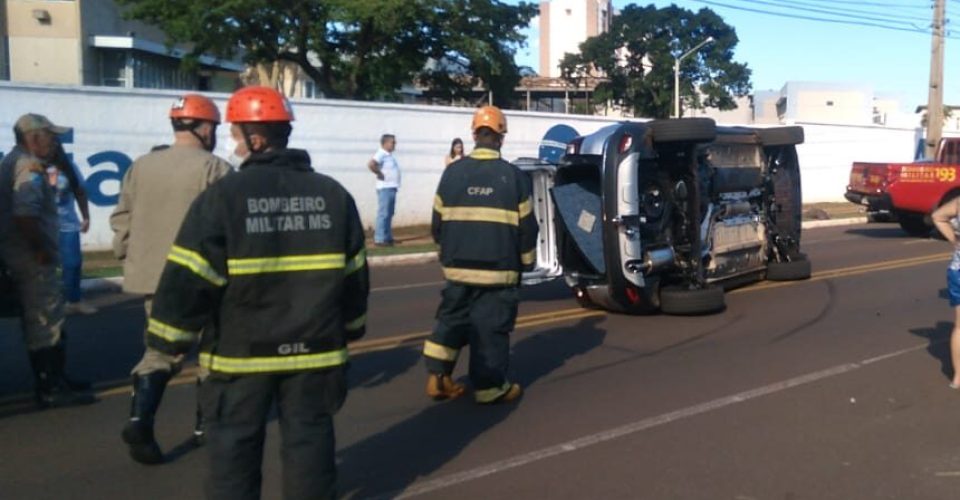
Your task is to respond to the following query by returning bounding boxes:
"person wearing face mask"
[110,94,231,465]
[0,113,97,409]
[146,85,368,499]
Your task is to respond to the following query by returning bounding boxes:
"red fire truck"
[846,137,960,236]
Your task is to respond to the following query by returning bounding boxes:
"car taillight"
[618,134,633,154]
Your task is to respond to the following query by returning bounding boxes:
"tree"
[559,4,751,118]
[115,0,537,105]
[920,106,956,127]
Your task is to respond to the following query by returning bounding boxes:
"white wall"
[0,83,943,251]
[0,83,617,250]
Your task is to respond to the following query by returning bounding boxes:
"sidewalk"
[81,203,866,292]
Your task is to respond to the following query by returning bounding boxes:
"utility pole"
[925,0,946,159]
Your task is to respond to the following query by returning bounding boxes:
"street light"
[673,36,714,118]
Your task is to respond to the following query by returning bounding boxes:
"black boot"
[28,347,97,409]
[53,331,91,391]
[192,377,206,446]
[121,371,171,465]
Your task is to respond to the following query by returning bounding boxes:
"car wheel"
[897,211,931,237]
[766,257,812,281]
[649,118,716,143]
[771,156,802,244]
[659,285,725,315]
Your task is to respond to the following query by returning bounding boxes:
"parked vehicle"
[846,137,960,236]
[520,119,809,315]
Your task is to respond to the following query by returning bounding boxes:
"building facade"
[1,0,240,91]
[539,0,612,78]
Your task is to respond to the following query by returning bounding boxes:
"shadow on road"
[909,318,954,382]
[520,280,576,304]
[337,316,607,499]
[348,346,421,390]
[844,227,913,239]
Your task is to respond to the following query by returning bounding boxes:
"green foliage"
[115,0,537,104]
[559,4,751,119]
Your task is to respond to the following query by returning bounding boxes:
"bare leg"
[951,306,960,387]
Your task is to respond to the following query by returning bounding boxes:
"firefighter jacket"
[432,148,538,287]
[146,149,369,376]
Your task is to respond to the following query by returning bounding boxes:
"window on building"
[304,80,317,98]
[826,100,834,106]
[100,50,129,87]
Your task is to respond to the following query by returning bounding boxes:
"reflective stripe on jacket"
[146,149,369,375]
[432,148,538,287]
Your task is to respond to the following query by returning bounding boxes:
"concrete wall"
[0,82,943,251]
[6,0,83,84]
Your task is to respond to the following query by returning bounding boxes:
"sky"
[510,0,959,113]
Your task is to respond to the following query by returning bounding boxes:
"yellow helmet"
[471,105,507,134]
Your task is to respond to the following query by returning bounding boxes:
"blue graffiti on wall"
[0,130,133,207]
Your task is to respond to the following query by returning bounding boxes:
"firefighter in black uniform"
[423,105,538,404]
[146,86,369,500]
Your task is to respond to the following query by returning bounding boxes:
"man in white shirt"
[367,134,400,246]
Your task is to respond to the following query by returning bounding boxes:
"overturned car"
[520,118,808,315]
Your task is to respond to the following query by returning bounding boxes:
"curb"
[80,219,866,294]
[368,252,438,267]
[801,217,868,229]
[80,276,123,294]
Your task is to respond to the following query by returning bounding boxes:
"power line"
[798,0,933,9]
[714,0,930,27]
[759,0,932,23]
[692,0,959,39]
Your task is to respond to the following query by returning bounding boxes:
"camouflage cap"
[14,113,71,135]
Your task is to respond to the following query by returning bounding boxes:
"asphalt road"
[3,222,960,499]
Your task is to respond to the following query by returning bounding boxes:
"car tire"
[659,285,725,315]
[770,156,802,244]
[897,211,931,237]
[766,257,812,281]
[649,118,716,143]
[756,126,805,146]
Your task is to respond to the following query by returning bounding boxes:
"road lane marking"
[731,252,949,295]
[389,343,932,499]
[91,309,607,398]
[26,251,956,402]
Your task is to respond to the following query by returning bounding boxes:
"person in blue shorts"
[933,198,960,388]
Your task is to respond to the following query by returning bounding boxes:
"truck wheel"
[649,118,716,143]
[660,285,725,315]
[897,212,931,237]
[766,256,812,281]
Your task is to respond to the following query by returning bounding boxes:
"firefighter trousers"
[131,297,182,376]
[200,368,347,500]
[424,284,519,397]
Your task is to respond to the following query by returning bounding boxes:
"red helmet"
[226,86,295,123]
[169,94,220,123]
